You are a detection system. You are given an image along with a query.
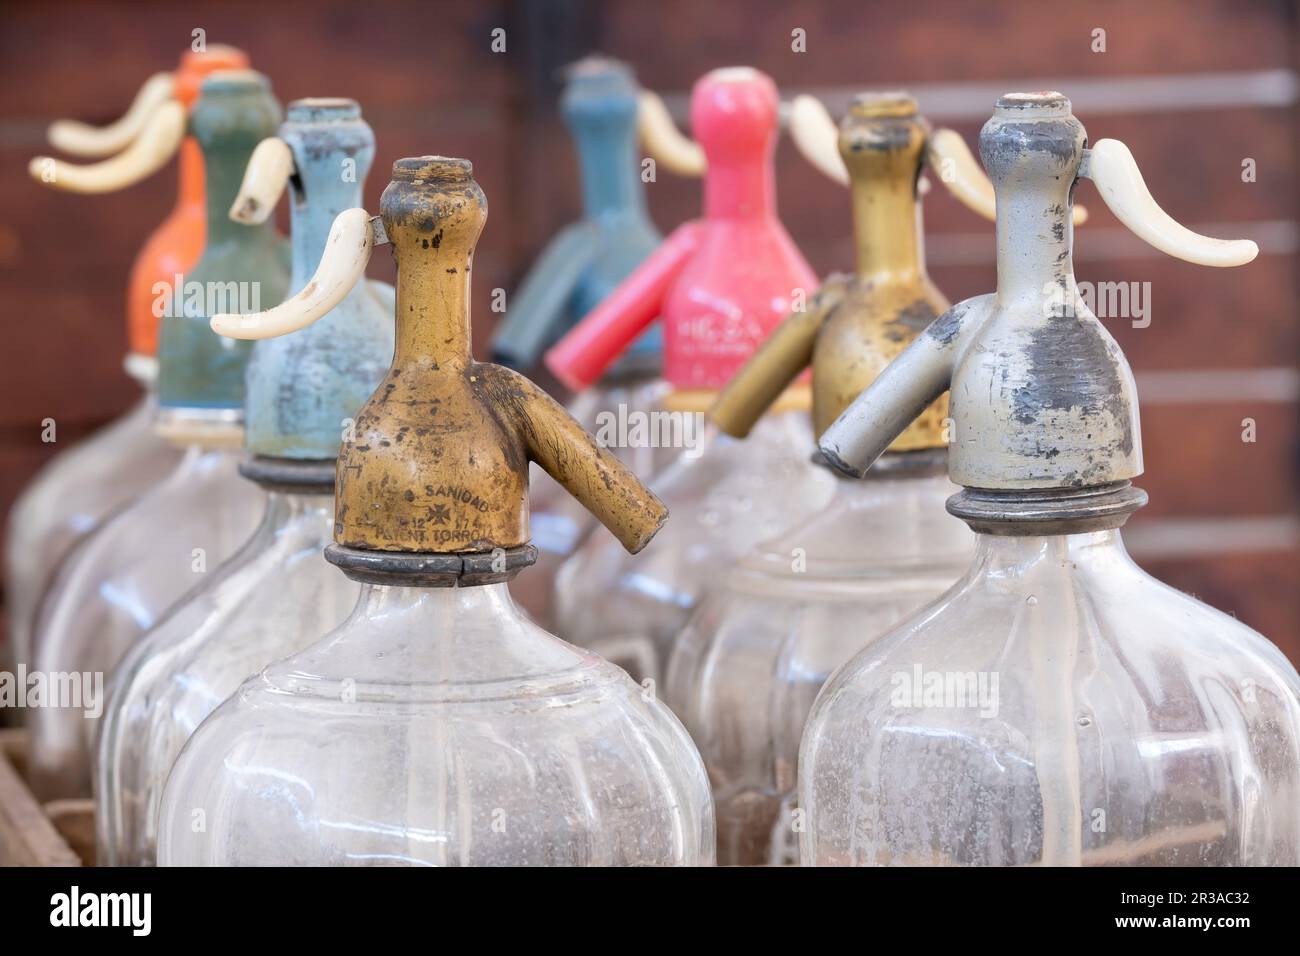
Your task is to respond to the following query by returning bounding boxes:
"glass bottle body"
[26,439,264,799]
[667,463,971,864]
[511,374,673,629]
[96,489,354,865]
[4,390,181,672]
[800,529,1300,866]
[158,581,714,866]
[554,411,837,685]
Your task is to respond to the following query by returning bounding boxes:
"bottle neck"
[205,147,273,246]
[703,156,775,220]
[851,175,923,282]
[289,171,366,291]
[352,581,517,618]
[572,121,646,223]
[969,529,1132,580]
[393,245,473,368]
[994,181,1077,306]
[259,487,335,523]
[176,137,206,213]
[283,578,598,697]
[752,456,969,574]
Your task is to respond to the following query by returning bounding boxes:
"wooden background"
[0,0,1297,663]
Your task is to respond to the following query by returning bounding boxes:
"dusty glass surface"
[800,530,1300,866]
[158,582,715,866]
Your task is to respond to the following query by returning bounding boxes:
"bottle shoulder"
[814,553,1300,721]
[673,218,815,293]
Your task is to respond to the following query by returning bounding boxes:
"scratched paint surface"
[335,158,666,557]
[243,99,394,460]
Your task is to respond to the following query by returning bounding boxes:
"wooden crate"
[0,729,94,866]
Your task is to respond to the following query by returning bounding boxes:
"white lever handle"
[230,137,294,224]
[789,94,847,186]
[212,207,375,339]
[926,128,996,222]
[1085,139,1256,267]
[638,90,706,177]
[47,72,176,158]
[29,100,185,193]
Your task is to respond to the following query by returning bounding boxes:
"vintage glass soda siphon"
[157,157,713,866]
[26,71,288,799]
[545,67,835,686]
[803,92,1300,866]
[97,99,393,866]
[7,48,249,675]
[491,57,671,629]
[667,92,1039,865]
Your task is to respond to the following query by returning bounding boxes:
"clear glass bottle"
[95,98,390,866]
[28,442,264,799]
[4,389,180,674]
[159,582,712,865]
[556,411,833,685]
[157,156,713,866]
[801,527,1300,865]
[662,94,1002,865]
[25,71,286,800]
[544,68,834,681]
[803,92,1299,866]
[98,490,348,864]
[8,47,250,674]
[670,459,970,864]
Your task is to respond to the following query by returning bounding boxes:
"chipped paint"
[243,99,393,460]
[335,158,667,560]
[156,73,288,413]
[709,94,954,450]
[821,93,1152,491]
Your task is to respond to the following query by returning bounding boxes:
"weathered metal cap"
[820,93,1136,490]
[241,98,393,462]
[329,158,668,574]
[980,90,1086,185]
[544,66,816,394]
[995,91,1071,113]
[846,91,919,118]
[821,90,1254,504]
[212,157,671,574]
[710,93,959,450]
[490,56,662,373]
[173,47,251,106]
[560,54,635,88]
[156,70,287,417]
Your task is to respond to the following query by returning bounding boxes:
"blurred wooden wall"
[1,0,1297,661]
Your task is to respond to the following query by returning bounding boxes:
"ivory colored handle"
[47,72,175,158]
[926,129,995,221]
[230,137,293,224]
[29,100,185,193]
[638,90,706,177]
[212,207,375,339]
[788,94,847,186]
[1085,138,1256,267]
